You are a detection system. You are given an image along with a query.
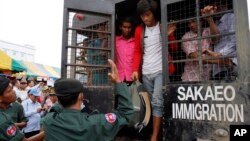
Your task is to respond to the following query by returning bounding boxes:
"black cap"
[0,76,10,95]
[54,78,84,97]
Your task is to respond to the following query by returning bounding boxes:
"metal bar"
[66,63,111,68]
[61,7,70,78]
[76,37,110,45]
[110,8,115,62]
[67,45,111,51]
[169,55,237,63]
[68,27,111,34]
[234,0,250,81]
[166,9,234,25]
[161,0,169,85]
[167,32,235,44]
[196,0,203,81]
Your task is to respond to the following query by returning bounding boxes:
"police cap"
[54,78,84,97]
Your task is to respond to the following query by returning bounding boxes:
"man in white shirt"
[132,1,163,140]
[16,78,29,103]
[22,88,45,138]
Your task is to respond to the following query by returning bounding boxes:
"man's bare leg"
[151,116,162,141]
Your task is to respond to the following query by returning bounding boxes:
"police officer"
[42,59,134,141]
[1,100,28,129]
[0,76,44,141]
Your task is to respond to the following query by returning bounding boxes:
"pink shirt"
[115,36,135,82]
[181,28,211,81]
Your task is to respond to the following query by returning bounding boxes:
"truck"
[61,0,250,140]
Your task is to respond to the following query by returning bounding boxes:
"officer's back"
[42,60,133,141]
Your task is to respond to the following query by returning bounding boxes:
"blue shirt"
[21,99,42,133]
[213,13,237,76]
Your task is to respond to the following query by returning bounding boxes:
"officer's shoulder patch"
[105,113,116,123]
[6,125,16,136]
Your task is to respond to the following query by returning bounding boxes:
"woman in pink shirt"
[115,17,135,85]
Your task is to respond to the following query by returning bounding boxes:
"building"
[0,40,35,62]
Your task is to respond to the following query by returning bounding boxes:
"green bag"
[128,81,151,133]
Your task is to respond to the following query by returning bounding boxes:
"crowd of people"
[181,0,236,81]
[0,76,57,139]
[0,0,236,141]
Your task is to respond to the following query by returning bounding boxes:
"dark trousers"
[24,130,40,138]
[213,71,228,80]
[213,65,237,81]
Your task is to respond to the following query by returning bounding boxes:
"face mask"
[80,102,85,110]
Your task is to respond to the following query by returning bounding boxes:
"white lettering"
[177,85,237,102]
[209,104,217,121]
[214,86,224,101]
[204,86,214,100]
[234,129,247,136]
[241,129,247,136]
[175,103,183,118]
[177,86,186,101]
[186,87,195,100]
[226,104,235,122]
[202,104,209,120]
[172,103,175,118]
[234,129,241,136]
[235,105,244,122]
[174,85,243,122]
[183,103,193,119]
[194,86,204,100]
[216,104,226,121]
[172,103,244,122]
[224,85,235,101]
[194,103,202,120]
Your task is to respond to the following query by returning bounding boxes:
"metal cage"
[61,0,250,140]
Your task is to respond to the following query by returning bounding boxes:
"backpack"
[128,81,151,133]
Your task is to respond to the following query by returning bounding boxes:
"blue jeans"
[142,71,163,117]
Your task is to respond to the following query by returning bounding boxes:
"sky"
[0,0,249,68]
[0,0,64,68]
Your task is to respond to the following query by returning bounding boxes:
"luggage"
[128,81,151,133]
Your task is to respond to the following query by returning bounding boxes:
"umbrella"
[0,50,26,72]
